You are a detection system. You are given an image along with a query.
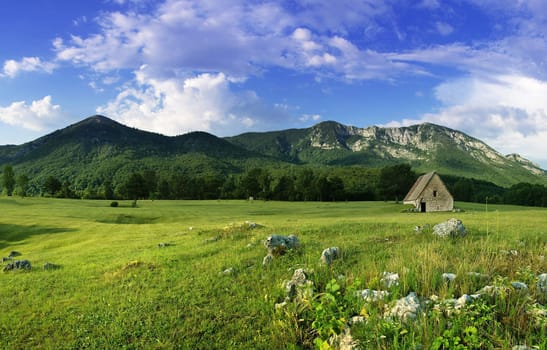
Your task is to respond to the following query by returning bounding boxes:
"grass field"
[0,198,545,349]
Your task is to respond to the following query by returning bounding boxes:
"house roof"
[403,171,436,202]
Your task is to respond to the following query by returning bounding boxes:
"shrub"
[110,201,119,207]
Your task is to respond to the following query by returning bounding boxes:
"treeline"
[1,164,546,207]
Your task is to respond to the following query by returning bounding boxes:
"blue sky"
[1,0,546,168]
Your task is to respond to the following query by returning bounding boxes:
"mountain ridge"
[0,115,545,190]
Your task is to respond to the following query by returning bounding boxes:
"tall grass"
[0,198,545,349]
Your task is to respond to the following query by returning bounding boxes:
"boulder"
[264,234,299,256]
[320,247,341,265]
[3,260,31,272]
[433,218,467,238]
[385,292,421,322]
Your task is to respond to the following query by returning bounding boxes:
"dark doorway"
[420,202,426,212]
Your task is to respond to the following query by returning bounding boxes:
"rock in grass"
[433,218,466,238]
[512,346,532,350]
[320,247,341,265]
[284,268,313,301]
[264,234,299,256]
[538,273,547,294]
[385,292,421,322]
[43,262,61,270]
[442,273,456,282]
[359,289,390,302]
[511,281,528,290]
[3,260,31,272]
[381,271,400,288]
[8,251,21,258]
[262,254,273,266]
[2,257,11,262]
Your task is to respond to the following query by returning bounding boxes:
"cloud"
[435,22,454,36]
[0,96,63,131]
[1,57,56,78]
[387,74,547,167]
[96,66,291,136]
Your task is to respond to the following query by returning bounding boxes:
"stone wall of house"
[420,174,453,212]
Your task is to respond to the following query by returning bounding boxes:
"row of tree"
[2,164,546,207]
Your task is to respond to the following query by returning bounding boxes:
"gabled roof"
[403,171,436,202]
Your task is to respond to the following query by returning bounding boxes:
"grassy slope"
[0,198,545,349]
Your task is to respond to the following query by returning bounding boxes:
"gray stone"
[432,218,467,238]
[512,346,532,350]
[3,259,31,272]
[283,268,313,301]
[264,234,299,256]
[320,247,341,265]
[8,251,21,258]
[1,257,12,262]
[43,262,61,270]
[381,271,400,288]
[359,289,390,302]
[222,267,234,275]
[262,254,273,266]
[442,273,456,282]
[538,273,547,294]
[157,242,172,248]
[511,281,528,290]
[385,292,421,322]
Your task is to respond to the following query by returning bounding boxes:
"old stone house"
[403,171,453,212]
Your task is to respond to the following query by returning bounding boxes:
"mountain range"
[0,115,545,190]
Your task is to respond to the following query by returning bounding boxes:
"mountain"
[0,115,275,190]
[0,116,545,192]
[227,121,546,187]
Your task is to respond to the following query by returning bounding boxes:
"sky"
[0,0,546,168]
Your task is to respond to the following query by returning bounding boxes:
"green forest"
[2,163,546,207]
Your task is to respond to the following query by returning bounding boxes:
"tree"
[295,168,315,201]
[120,172,148,200]
[1,165,16,196]
[102,180,114,200]
[377,164,416,202]
[43,176,62,197]
[14,174,29,197]
[272,175,295,201]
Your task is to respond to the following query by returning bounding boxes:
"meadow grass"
[0,198,545,349]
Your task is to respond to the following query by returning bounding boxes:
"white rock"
[386,292,421,322]
[381,272,400,288]
[262,254,273,266]
[511,281,528,290]
[442,273,456,282]
[432,218,467,238]
[320,247,341,265]
[359,289,390,302]
[538,273,547,293]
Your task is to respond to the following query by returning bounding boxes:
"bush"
[110,201,119,207]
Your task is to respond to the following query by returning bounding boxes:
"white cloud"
[0,96,63,131]
[435,22,454,36]
[300,114,322,122]
[96,66,291,136]
[388,74,547,168]
[1,57,56,78]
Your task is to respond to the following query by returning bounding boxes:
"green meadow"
[0,198,545,349]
